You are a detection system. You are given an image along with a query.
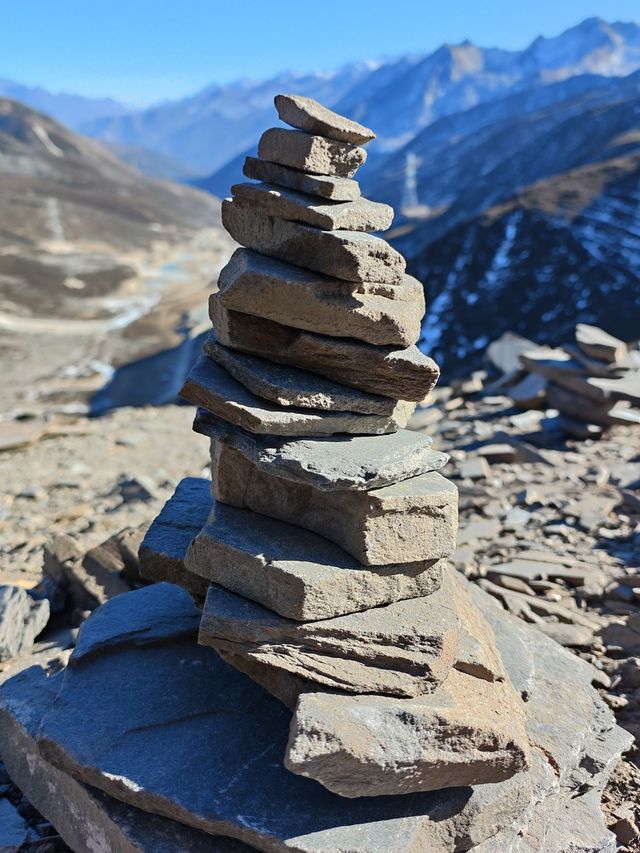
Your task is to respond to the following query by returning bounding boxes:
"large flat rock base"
[0,581,627,852]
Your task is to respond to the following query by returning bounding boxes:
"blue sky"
[3,0,640,106]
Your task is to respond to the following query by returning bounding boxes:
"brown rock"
[243,156,360,200]
[211,303,440,401]
[198,576,460,698]
[231,182,392,232]
[203,333,414,417]
[212,441,458,566]
[257,127,366,177]
[181,355,410,436]
[222,199,405,284]
[216,248,423,346]
[274,94,375,144]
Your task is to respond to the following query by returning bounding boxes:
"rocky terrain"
[0,95,638,850]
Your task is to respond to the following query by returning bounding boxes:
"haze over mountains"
[2,15,640,377]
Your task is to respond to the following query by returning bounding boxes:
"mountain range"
[2,16,640,377]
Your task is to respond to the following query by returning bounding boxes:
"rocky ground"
[0,382,639,849]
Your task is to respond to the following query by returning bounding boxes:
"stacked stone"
[152,94,530,801]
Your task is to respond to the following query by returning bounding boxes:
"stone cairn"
[162,94,531,798]
[0,96,628,853]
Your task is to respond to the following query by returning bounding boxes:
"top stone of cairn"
[275,93,375,145]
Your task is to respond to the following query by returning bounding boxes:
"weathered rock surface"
[0,609,254,853]
[284,573,528,796]
[576,322,628,363]
[208,419,448,491]
[0,581,625,851]
[203,332,415,417]
[243,156,361,200]
[257,127,366,177]
[274,94,376,144]
[222,199,405,284]
[185,493,443,621]
[0,585,49,662]
[231,181,392,232]
[181,354,408,436]
[212,303,440,400]
[212,441,458,565]
[11,584,536,851]
[138,476,211,598]
[216,248,424,346]
[199,576,460,698]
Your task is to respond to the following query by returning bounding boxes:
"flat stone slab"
[231,181,392,231]
[284,572,528,796]
[222,199,405,284]
[576,322,628,363]
[243,156,361,201]
[0,585,49,662]
[212,441,458,565]
[212,304,440,401]
[207,418,448,491]
[138,476,211,598]
[203,332,414,418]
[199,575,460,698]
[185,494,443,621]
[216,248,423,347]
[274,94,375,144]
[1,579,626,851]
[257,127,366,178]
[181,354,409,436]
[0,660,249,853]
[12,584,532,851]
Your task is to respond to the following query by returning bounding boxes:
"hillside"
[411,153,640,375]
[0,99,232,415]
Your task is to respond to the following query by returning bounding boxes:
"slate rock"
[0,798,29,849]
[208,419,448,491]
[243,156,361,200]
[212,303,440,401]
[222,199,405,284]
[216,248,424,346]
[274,94,375,144]
[257,127,366,178]
[185,495,443,621]
[0,661,250,852]
[203,332,415,417]
[138,476,211,598]
[22,585,536,852]
[0,585,49,662]
[575,323,628,364]
[212,441,458,566]
[181,354,409,436]
[199,575,460,698]
[231,181,392,231]
[547,382,640,426]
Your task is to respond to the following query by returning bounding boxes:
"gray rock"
[181,354,409,436]
[257,127,366,178]
[185,494,444,621]
[243,156,361,200]
[203,333,415,417]
[198,575,460,698]
[212,303,440,401]
[575,323,627,363]
[274,94,375,144]
[208,419,448,491]
[216,248,423,347]
[138,476,211,598]
[19,584,537,851]
[0,585,49,662]
[212,441,458,566]
[231,181,392,231]
[0,659,250,852]
[222,199,405,284]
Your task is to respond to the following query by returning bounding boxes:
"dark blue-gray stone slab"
[138,477,211,597]
[28,584,530,852]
